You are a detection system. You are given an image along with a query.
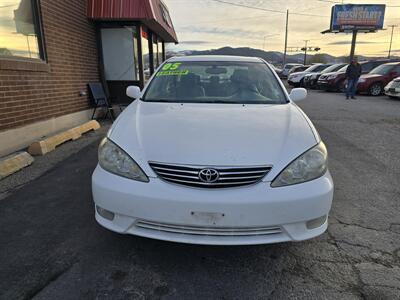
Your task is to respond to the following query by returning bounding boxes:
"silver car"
[384,77,400,98]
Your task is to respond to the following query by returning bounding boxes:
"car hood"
[306,72,321,77]
[322,71,344,77]
[108,101,318,179]
[360,73,383,80]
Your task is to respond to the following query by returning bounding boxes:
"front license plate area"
[190,211,225,225]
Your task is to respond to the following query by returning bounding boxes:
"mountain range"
[166,47,395,66]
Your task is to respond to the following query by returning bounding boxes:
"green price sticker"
[156,70,189,77]
[162,62,182,71]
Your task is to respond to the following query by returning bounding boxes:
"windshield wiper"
[206,100,239,104]
[142,99,176,102]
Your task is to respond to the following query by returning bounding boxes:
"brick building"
[0,0,178,156]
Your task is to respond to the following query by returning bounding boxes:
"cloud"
[179,25,267,39]
[327,41,388,45]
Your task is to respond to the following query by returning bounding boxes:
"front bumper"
[288,79,301,86]
[317,80,333,90]
[384,86,400,98]
[92,165,334,245]
[356,81,369,92]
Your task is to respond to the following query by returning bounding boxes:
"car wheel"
[369,83,383,96]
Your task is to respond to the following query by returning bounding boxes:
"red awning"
[87,0,178,43]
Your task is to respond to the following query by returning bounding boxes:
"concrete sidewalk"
[0,122,110,201]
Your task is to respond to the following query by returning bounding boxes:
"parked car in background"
[272,65,282,75]
[288,64,331,87]
[317,60,393,92]
[357,62,400,96]
[92,55,334,245]
[279,63,303,78]
[303,63,347,89]
[384,77,400,98]
[288,65,310,75]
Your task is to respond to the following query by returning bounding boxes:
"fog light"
[306,215,327,229]
[96,205,115,221]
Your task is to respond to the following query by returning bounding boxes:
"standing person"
[345,57,362,100]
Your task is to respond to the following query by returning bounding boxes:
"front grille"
[136,220,282,236]
[149,162,272,188]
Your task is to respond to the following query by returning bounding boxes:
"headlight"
[271,142,327,187]
[327,75,337,80]
[98,138,149,182]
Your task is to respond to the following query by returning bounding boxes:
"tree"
[309,53,327,64]
[0,48,12,56]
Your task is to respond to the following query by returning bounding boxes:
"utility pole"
[303,40,310,65]
[388,25,398,59]
[349,30,358,62]
[283,9,289,66]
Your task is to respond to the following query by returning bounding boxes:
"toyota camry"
[92,55,333,245]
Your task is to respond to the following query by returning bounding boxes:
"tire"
[369,83,383,96]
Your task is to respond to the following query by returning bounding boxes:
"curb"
[28,120,101,156]
[0,152,34,180]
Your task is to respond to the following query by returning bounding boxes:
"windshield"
[143,61,287,104]
[338,65,348,72]
[305,64,325,72]
[284,64,298,70]
[321,64,345,74]
[369,64,394,75]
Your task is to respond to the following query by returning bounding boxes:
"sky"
[164,0,400,57]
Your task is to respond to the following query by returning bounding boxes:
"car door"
[390,65,400,81]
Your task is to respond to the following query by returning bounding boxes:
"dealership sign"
[330,4,385,31]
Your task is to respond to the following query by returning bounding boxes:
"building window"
[141,28,150,81]
[101,27,139,81]
[158,40,163,64]
[0,0,45,60]
[153,36,159,68]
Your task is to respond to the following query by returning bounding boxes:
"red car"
[357,62,400,96]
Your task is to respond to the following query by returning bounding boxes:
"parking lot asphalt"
[0,90,400,300]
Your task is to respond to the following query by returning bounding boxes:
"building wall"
[0,0,99,132]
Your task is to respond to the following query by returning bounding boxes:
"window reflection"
[0,0,41,59]
[153,36,158,68]
[158,40,163,65]
[141,28,150,81]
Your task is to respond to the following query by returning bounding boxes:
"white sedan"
[384,77,400,98]
[92,55,333,245]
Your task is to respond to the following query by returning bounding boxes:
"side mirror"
[290,88,307,102]
[126,85,141,99]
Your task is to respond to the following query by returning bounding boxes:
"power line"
[177,14,273,26]
[209,0,330,18]
[317,0,400,6]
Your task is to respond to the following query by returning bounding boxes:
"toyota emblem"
[198,168,219,183]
